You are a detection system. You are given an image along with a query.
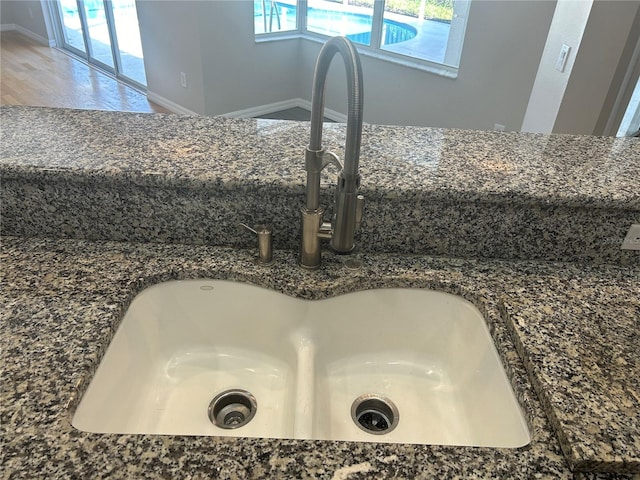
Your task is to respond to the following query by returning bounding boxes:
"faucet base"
[298,207,325,270]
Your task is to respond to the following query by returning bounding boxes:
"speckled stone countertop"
[2,106,639,265]
[1,106,638,207]
[1,236,639,478]
[1,106,639,478]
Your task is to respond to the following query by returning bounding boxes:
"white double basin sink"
[72,280,530,447]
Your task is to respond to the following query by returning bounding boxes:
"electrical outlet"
[621,224,640,250]
[180,72,187,88]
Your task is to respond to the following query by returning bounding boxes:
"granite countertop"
[1,236,639,478]
[2,106,639,267]
[1,106,639,478]
[1,106,639,209]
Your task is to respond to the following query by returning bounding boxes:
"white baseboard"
[296,98,348,123]
[222,98,348,123]
[142,93,349,122]
[146,91,200,116]
[1,23,55,47]
[220,98,303,119]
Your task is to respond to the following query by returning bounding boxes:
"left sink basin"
[72,279,530,447]
[73,280,302,439]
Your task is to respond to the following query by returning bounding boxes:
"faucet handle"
[320,150,343,171]
[240,223,274,265]
[355,194,365,231]
[305,148,343,173]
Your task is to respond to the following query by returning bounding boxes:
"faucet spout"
[299,36,364,269]
[308,37,364,176]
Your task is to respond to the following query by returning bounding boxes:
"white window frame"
[255,0,470,78]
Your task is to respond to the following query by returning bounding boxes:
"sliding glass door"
[58,0,87,53]
[110,0,146,86]
[83,0,115,69]
[53,0,146,89]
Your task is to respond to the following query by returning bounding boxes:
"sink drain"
[208,389,257,429]
[351,394,399,435]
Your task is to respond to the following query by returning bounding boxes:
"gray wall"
[520,0,593,134]
[554,0,640,135]
[0,0,52,44]
[137,0,556,130]
[196,1,300,115]
[136,1,207,114]
[136,0,300,116]
[522,0,640,135]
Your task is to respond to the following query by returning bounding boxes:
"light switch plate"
[555,44,571,72]
[621,224,640,250]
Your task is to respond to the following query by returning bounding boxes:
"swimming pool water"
[255,2,417,46]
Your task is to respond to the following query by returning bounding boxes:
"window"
[254,0,470,71]
[616,77,640,137]
[254,0,299,34]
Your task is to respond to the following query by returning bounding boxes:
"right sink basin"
[72,279,530,448]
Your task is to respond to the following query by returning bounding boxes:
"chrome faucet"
[299,36,365,270]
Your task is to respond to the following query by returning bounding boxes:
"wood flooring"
[0,31,168,113]
[0,31,325,121]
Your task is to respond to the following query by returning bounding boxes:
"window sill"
[255,33,458,79]
[254,32,300,43]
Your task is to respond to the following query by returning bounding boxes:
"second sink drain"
[351,394,399,435]
[208,389,257,429]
